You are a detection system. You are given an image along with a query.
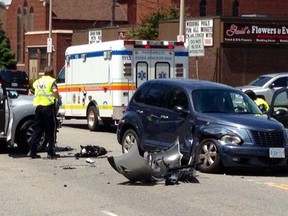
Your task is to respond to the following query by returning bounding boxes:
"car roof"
[259,72,288,77]
[145,78,237,91]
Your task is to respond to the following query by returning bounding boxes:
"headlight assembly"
[220,134,242,145]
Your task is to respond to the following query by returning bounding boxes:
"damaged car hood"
[197,113,283,130]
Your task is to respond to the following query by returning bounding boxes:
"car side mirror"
[269,83,275,89]
[8,90,19,99]
[173,105,190,114]
[273,108,288,117]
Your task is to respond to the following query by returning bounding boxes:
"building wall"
[5,0,288,82]
[118,0,288,25]
[160,17,288,87]
[0,3,6,30]
[5,0,48,65]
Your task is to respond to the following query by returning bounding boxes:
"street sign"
[177,34,185,42]
[188,37,205,57]
[47,38,52,53]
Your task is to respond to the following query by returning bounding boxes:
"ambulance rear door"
[133,49,173,88]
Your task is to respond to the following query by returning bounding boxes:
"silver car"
[0,85,47,152]
[236,72,288,104]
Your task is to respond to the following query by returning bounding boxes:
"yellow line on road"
[268,183,288,190]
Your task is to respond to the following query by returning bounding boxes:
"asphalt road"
[1,119,288,216]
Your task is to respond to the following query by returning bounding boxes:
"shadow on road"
[222,167,288,177]
[0,145,76,159]
[62,123,117,133]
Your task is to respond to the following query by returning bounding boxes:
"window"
[17,8,22,63]
[216,0,222,16]
[144,83,169,107]
[273,77,288,87]
[167,88,188,110]
[134,82,152,104]
[232,0,239,17]
[23,0,28,32]
[200,0,206,16]
[29,7,34,31]
[56,67,65,83]
[29,48,37,58]
[155,62,170,79]
[40,48,47,72]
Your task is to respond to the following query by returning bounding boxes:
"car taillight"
[123,63,132,76]
[176,63,184,77]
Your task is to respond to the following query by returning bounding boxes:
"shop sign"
[223,22,288,45]
[89,30,102,44]
[186,19,213,46]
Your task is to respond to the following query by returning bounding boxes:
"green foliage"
[0,21,17,69]
[127,4,180,40]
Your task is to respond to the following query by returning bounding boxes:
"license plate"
[11,82,18,87]
[269,148,285,158]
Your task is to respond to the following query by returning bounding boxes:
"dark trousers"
[29,104,56,155]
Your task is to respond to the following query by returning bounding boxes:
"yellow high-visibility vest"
[33,76,56,106]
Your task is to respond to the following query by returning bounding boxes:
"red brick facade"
[5,0,128,79]
[4,0,288,83]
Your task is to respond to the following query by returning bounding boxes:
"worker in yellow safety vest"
[27,66,60,159]
[245,90,269,113]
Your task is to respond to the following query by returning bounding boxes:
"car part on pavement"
[108,138,197,185]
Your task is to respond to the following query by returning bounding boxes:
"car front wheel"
[17,120,47,153]
[196,139,221,173]
[121,129,139,154]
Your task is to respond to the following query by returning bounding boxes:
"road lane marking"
[267,182,288,190]
[101,210,119,216]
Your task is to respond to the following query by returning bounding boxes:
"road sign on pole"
[188,37,205,57]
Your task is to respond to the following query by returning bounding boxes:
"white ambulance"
[56,39,189,131]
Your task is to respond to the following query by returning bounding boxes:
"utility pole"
[178,0,185,42]
[179,0,185,35]
[47,0,52,66]
[110,0,116,27]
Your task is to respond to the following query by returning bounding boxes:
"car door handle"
[136,109,144,114]
[160,115,169,120]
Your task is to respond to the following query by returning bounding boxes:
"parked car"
[236,72,288,104]
[0,84,47,152]
[0,68,29,95]
[117,79,288,173]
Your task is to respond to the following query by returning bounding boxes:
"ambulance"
[56,39,189,131]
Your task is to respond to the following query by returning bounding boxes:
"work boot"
[47,153,60,159]
[27,151,41,159]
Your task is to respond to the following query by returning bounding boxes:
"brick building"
[158,0,288,86]
[5,0,128,79]
[4,0,288,84]
[0,2,6,27]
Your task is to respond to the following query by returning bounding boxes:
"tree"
[0,21,16,69]
[127,4,180,40]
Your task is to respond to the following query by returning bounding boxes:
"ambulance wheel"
[17,119,47,153]
[87,106,100,131]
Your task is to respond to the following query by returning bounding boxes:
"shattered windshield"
[248,76,272,87]
[192,89,262,114]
